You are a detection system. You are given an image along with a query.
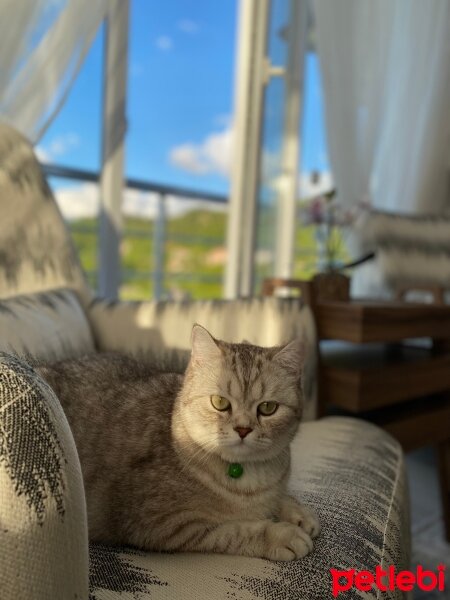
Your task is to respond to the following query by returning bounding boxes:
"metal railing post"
[153,194,166,300]
[98,0,129,299]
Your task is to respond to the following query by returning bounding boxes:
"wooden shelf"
[331,395,450,452]
[317,300,450,343]
[321,343,450,411]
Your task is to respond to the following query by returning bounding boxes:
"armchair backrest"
[350,207,450,299]
[0,122,90,303]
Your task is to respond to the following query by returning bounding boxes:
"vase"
[310,272,351,303]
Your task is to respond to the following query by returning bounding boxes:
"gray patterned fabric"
[0,288,95,360]
[350,207,450,297]
[88,297,318,420]
[0,353,89,600]
[88,418,409,600]
[0,121,91,303]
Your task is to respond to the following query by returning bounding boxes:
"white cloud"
[169,123,333,199]
[52,183,226,222]
[165,196,227,217]
[177,19,200,34]
[54,183,99,220]
[35,146,51,163]
[36,132,80,164]
[169,125,234,178]
[169,145,209,174]
[155,36,173,51]
[49,133,80,156]
[124,190,159,219]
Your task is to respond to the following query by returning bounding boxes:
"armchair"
[0,123,411,599]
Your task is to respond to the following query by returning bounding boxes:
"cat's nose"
[235,427,253,439]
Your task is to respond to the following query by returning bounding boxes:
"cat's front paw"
[280,501,321,539]
[263,522,313,561]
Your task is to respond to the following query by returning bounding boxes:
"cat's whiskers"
[177,436,219,472]
[178,446,209,474]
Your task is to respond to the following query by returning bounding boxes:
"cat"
[36,324,320,561]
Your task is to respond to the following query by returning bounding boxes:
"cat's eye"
[210,395,231,411]
[258,401,278,416]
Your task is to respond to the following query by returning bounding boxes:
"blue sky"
[39,0,329,197]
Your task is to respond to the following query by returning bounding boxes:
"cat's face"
[179,325,304,463]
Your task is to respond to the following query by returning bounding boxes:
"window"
[39,1,238,300]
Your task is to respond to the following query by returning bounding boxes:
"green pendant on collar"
[228,463,244,478]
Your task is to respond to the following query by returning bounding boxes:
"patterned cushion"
[0,288,95,360]
[350,208,450,297]
[0,353,88,600]
[0,122,91,302]
[88,297,318,420]
[88,417,410,600]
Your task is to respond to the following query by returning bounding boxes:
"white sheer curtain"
[312,0,450,214]
[0,0,108,143]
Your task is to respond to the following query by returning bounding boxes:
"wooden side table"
[263,276,450,541]
[318,299,450,541]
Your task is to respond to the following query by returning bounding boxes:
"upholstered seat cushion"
[88,418,410,600]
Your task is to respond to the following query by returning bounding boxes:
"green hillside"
[69,209,345,300]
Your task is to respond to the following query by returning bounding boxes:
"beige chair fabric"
[0,288,95,360]
[88,417,409,600]
[87,297,318,420]
[0,353,89,600]
[0,122,91,303]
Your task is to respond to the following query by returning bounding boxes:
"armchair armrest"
[87,297,318,419]
[0,353,89,600]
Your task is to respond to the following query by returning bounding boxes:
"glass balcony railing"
[43,163,341,301]
[43,164,228,301]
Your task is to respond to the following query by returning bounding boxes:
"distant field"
[69,209,346,300]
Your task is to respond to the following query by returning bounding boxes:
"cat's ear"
[272,339,305,378]
[191,324,222,364]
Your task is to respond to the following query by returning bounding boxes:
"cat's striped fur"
[36,324,320,561]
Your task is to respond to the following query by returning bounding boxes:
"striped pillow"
[350,208,450,296]
[0,288,95,360]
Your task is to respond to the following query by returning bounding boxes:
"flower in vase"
[299,189,358,272]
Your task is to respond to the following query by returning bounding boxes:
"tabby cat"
[36,324,320,561]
